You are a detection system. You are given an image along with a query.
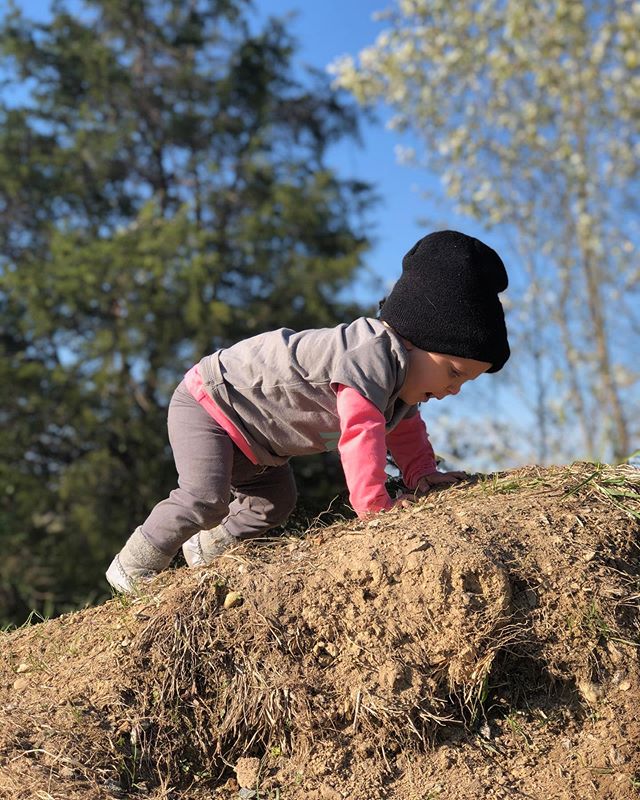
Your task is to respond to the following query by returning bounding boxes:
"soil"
[1,463,639,800]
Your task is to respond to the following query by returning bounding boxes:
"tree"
[0,0,374,625]
[331,0,639,463]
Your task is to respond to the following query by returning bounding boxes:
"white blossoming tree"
[332,0,639,463]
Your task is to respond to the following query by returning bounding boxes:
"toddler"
[106,230,509,592]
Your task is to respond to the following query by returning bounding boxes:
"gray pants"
[141,381,297,556]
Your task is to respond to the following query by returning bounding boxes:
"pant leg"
[222,460,298,540]
[140,381,234,555]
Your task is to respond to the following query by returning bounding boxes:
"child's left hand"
[393,470,469,509]
[414,470,468,495]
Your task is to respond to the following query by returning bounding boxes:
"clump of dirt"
[1,463,639,800]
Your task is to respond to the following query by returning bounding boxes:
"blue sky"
[250,0,497,301]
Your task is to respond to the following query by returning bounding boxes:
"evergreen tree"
[0,0,375,625]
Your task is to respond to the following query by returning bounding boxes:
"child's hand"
[392,470,469,510]
[414,470,468,495]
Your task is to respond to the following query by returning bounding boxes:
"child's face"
[398,342,492,405]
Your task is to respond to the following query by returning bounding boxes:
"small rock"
[582,550,597,562]
[13,678,29,691]
[318,786,342,800]
[609,747,626,766]
[578,679,603,704]
[611,669,627,684]
[60,766,76,778]
[617,679,631,691]
[101,780,124,796]
[235,756,261,789]
[15,663,30,674]
[607,642,623,663]
[224,591,243,609]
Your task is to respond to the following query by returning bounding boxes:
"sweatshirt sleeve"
[335,384,393,518]
[386,413,438,490]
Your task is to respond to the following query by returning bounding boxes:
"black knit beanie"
[379,230,510,372]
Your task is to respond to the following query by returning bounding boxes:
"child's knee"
[269,480,297,526]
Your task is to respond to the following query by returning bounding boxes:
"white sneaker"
[105,526,172,593]
[105,554,157,593]
[182,525,237,567]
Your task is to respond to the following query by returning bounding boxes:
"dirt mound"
[1,463,639,800]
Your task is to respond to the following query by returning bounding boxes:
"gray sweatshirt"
[198,317,415,466]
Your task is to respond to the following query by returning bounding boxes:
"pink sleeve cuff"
[336,385,393,517]
[386,412,437,489]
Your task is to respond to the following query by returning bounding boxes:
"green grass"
[1,608,49,633]
[475,471,548,496]
[582,600,614,640]
[562,462,640,521]
[504,711,533,749]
